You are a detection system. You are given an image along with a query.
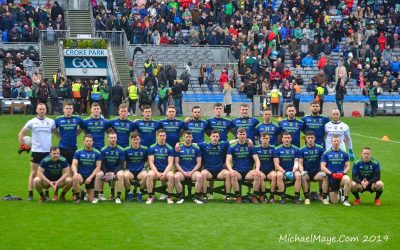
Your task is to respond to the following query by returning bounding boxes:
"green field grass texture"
[0,115,399,249]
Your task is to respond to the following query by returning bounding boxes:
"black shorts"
[60,148,75,165]
[307,171,319,180]
[261,169,274,177]
[328,176,341,192]
[129,169,144,180]
[361,182,377,193]
[206,169,221,179]
[237,171,250,179]
[31,152,49,164]
[82,176,95,190]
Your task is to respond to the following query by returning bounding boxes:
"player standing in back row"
[18,103,58,201]
[324,109,354,160]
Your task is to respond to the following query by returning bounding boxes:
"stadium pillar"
[253,95,261,117]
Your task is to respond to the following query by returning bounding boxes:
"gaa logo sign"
[72,58,98,68]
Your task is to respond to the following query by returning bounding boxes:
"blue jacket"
[302,57,314,67]
[390,61,400,73]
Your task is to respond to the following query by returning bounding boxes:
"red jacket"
[317,57,328,69]
[377,35,386,51]
[282,69,292,79]
[219,72,229,87]
[269,71,282,81]
[160,36,169,44]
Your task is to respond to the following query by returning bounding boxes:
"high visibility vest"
[91,84,100,100]
[72,82,82,98]
[128,85,138,100]
[270,89,280,104]
[315,86,325,101]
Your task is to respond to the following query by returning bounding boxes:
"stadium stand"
[2,0,400,115]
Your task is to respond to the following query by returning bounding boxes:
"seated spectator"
[302,54,314,68]
[390,57,400,77]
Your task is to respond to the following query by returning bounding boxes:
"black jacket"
[111,84,124,102]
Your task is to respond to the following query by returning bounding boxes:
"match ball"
[23,136,32,146]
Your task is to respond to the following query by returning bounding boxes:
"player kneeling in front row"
[351,147,384,206]
[146,129,175,204]
[299,131,326,205]
[174,131,204,204]
[226,128,261,203]
[274,132,302,204]
[71,134,102,203]
[34,146,72,202]
[254,132,277,203]
[124,132,148,203]
[93,132,125,204]
[321,135,352,206]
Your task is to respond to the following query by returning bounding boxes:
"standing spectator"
[157,84,169,115]
[48,80,59,115]
[37,80,49,109]
[110,81,124,116]
[127,81,139,116]
[198,64,206,86]
[100,79,111,118]
[292,81,301,113]
[363,81,381,117]
[280,81,293,116]
[81,80,90,114]
[219,69,229,89]
[171,80,183,116]
[223,82,232,117]
[71,79,82,115]
[335,78,347,117]
[267,86,282,117]
[314,82,326,114]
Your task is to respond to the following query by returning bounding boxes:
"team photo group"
[18,100,384,206]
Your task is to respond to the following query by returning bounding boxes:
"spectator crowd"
[92,0,400,112]
[0,0,65,43]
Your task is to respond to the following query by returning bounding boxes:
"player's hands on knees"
[361,178,369,189]
[73,173,80,179]
[85,177,92,184]
[52,181,58,190]
[253,170,260,176]
[158,172,165,180]
[229,170,236,177]
[184,172,191,178]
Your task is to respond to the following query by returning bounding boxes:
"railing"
[88,0,95,37]
[94,31,126,50]
[58,41,66,79]
[107,43,121,86]
[39,30,70,45]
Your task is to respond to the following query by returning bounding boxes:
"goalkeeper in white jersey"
[324,109,355,161]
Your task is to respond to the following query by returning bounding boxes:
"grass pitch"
[0,115,399,249]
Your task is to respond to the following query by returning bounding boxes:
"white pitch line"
[351,133,400,144]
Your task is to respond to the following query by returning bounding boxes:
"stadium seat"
[384,102,394,114]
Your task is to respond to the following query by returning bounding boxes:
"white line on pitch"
[351,133,400,144]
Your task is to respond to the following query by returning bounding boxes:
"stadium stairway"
[111,48,132,88]
[41,45,60,81]
[68,9,93,37]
